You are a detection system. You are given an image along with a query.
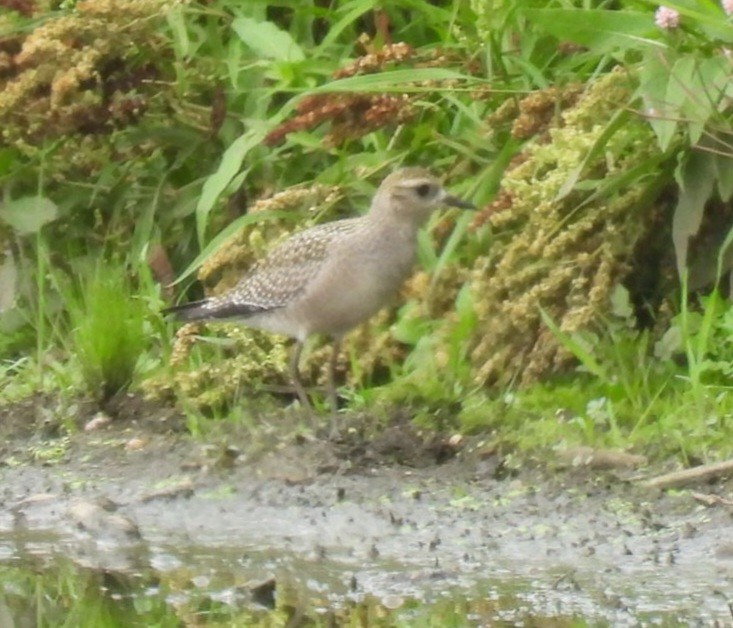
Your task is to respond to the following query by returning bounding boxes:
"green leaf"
[232,17,305,62]
[0,196,58,235]
[317,0,377,52]
[0,148,17,177]
[654,325,682,361]
[392,302,431,346]
[640,52,677,152]
[714,154,733,202]
[539,307,607,380]
[416,228,438,271]
[610,284,634,320]
[715,222,733,286]
[309,68,472,93]
[666,55,696,117]
[685,57,733,146]
[692,56,731,109]
[195,128,265,247]
[666,55,707,145]
[454,283,476,335]
[429,211,472,292]
[522,9,663,53]
[166,5,190,58]
[673,55,725,146]
[672,151,716,276]
[0,251,17,313]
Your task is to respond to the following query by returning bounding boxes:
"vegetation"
[1,0,733,462]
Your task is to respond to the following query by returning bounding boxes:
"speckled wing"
[200,218,361,318]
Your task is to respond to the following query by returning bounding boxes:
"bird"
[163,167,474,410]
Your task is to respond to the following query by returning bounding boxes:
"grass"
[454,377,733,464]
[62,265,147,402]
[369,278,733,463]
[4,262,147,400]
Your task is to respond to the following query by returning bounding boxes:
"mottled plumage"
[166,220,360,321]
[164,167,473,409]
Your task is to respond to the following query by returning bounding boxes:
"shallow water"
[4,539,725,626]
[1,429,732,624]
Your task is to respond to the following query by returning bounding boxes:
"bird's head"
[372,167,474,225]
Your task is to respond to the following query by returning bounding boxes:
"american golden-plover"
[164,167,473,409]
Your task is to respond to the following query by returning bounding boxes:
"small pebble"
[448,433,463,447]
[84,412,111,432]
[124,437,147,451]
[382,594,404,610]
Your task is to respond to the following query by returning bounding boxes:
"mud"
[1,396,732,624]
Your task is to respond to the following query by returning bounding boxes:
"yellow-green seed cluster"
[469,68,659,385]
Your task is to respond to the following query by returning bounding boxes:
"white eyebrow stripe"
[397,178,436,188]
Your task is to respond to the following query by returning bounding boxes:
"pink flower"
[723,0,733,15]
[655,6,680,29]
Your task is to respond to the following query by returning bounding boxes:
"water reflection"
[0,542,721,627]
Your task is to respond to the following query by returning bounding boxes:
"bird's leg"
[289,340,311,409]
[327,337,342,412]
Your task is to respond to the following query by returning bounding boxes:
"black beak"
[443,194,475,210]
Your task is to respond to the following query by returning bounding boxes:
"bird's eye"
[415,183,433,198]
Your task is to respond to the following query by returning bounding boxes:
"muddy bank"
[1,409,732,624]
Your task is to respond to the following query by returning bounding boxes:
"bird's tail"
[161,299,215,322]
[162,298,273,322]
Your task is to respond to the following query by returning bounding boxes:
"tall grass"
[64,266,146,401]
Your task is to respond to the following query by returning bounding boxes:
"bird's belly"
[293,254,411,336]
[244,310,306,339]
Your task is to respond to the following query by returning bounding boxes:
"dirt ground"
[1,394,732,624]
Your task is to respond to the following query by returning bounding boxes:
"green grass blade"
[195,128,266,247]
[539,307,607,380]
